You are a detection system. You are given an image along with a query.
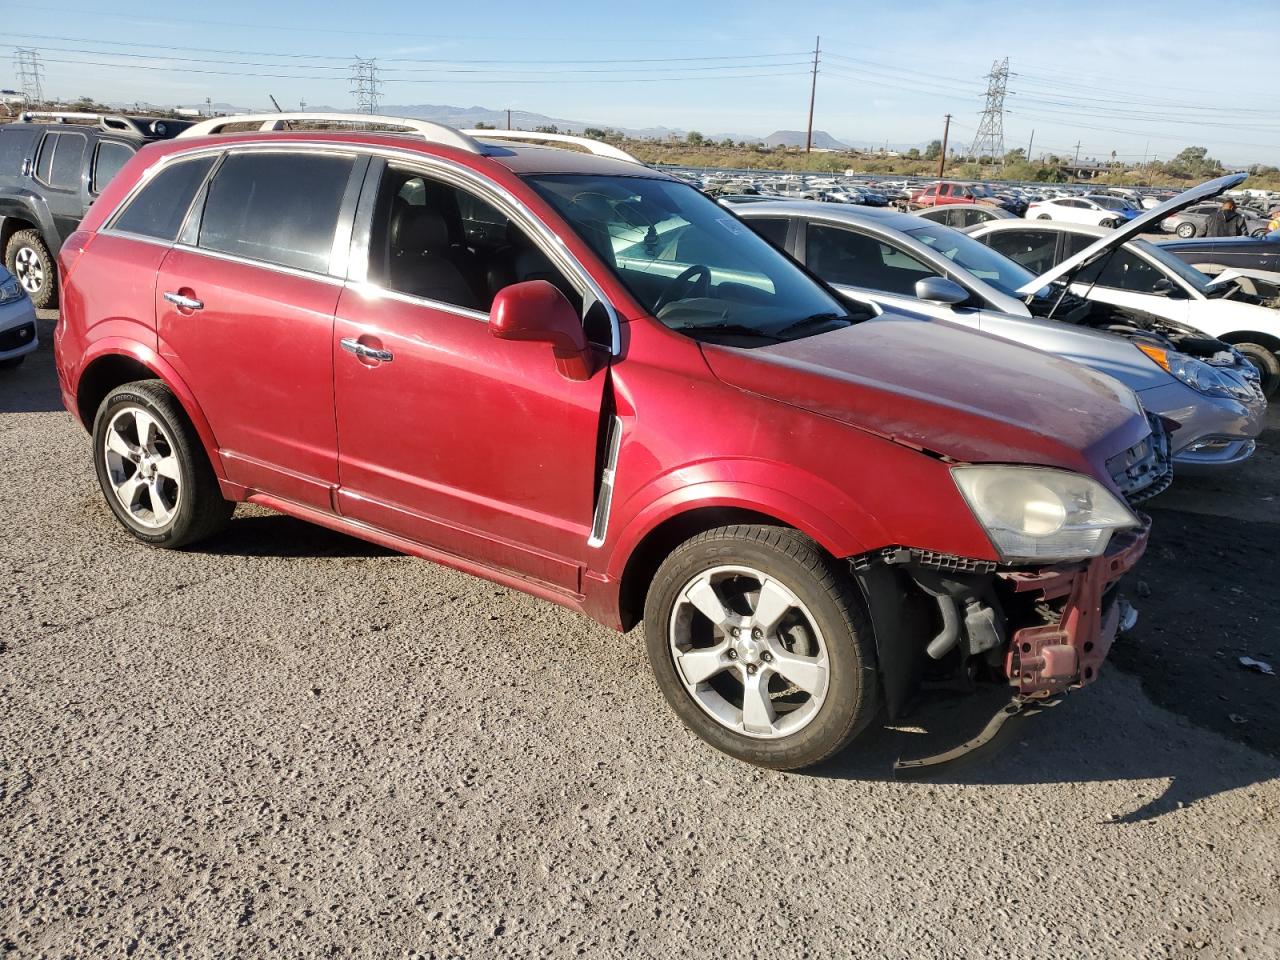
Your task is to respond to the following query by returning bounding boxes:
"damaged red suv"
[54,116,1158,770]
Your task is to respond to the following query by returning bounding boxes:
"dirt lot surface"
[2,312,1279,958]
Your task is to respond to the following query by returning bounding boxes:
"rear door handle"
[163,291,204,311]
[339,337,393,363]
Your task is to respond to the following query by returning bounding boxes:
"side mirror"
[914,276,970,306]
[1151,277,1187,299]
[489,280,594,381]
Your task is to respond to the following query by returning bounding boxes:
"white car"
[966,174,1280,395]
[0,264,38,368]
[1026,196,1132,228]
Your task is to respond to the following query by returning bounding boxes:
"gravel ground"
[2,311,1279,959]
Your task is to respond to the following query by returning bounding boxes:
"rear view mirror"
[489,280,594,381]
[914,276,970,306]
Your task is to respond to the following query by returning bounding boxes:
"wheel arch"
[1220,329,1280,354]
[75,342,226,480]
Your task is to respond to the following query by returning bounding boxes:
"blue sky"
[7,0,1278,164]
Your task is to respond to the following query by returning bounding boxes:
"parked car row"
[4,112,1274,775]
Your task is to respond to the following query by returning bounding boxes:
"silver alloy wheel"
[13,245,44,295]
[669,565,830,740]
[103,407,182,529]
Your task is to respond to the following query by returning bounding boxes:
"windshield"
[904,223,1038,298]
[527,174,850,340]
[1130,239,1214,295]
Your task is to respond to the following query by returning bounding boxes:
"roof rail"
[17,111,167,137]
[176,112,482,154]
[462,129,643,165]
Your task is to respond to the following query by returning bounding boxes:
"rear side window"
[981,229,1058,275]
[113,155,216,241]
[36,132,87,190]
[197,152,355,274]
[93,142,135,193]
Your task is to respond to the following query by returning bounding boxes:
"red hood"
[701,316,1149,479]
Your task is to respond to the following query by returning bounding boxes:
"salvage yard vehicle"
[1162,202,1272,239]
[1158,236,1280,284]
[911,203,1016,229]
[1026,196,1135,228]
[736,200,1264,473]
[965,188,1280,396]
[56,114,1160,772]
[0,262,37,368]
[0,111,192,308]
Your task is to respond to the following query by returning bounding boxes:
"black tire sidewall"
[643,530,876,770]
[5,231,56,310]
[92,384,207,546]
[1234,343,1280,398]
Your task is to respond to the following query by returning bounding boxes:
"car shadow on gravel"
[0,317,63,414]
[194,512,394,559]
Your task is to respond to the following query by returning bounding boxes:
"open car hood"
[1016,172,1249,296]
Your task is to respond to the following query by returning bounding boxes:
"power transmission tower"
[349,58,381,114]
[969,57,1009,167]
[13,48,45,106]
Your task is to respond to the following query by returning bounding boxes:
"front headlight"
[952,465,1139,563]
[1137,344,1246,400]
[0,277,25,304]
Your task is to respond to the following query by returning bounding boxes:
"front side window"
[976,228,1059,280]
[198,152,355,273]
[748,217,789,250]
[905,224,1038,298]
[806,223,937,296]
[93,141,135,193]
[367,166,580,314]
[112,155,216,241]
[1075,248,1162,291]
[528,174,849,341]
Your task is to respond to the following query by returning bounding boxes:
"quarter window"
[92,142,135,193]
[112,155,216,241]
[198,152,355,274]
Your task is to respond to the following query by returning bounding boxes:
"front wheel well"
[616,506,799,632]
[1220,330,1280,354]
[76,354,156,428]
[0,216,39,252]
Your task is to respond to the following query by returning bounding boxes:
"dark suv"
[0,112,191,307]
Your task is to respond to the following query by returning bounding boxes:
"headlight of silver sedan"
[0,277,26,304]
[1137,344,1252,401]
[952,465,1139,563]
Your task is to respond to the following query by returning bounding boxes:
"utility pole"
[1073,140,1082,164]
[938,113,951,178]
[1026,129,1034,160]
[804,35,820,153]
[506,108,512,129]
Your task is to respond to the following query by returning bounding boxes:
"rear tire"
[1176,222,1197,239]
[4,229,57,309]
[92,380,233,548]
[643,524,879,770]
[1233,343,1280,398]
[1100,218,1118,228]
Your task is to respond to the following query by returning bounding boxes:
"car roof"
[731,199,926,231]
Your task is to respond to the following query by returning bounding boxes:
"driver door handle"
[163,291,203,311]
[340,337,394,363]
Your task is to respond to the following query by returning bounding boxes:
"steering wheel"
[654,264,712,313]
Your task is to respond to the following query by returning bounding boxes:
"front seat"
[388,205,481,308]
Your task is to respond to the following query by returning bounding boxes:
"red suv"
[55,115,1153,771]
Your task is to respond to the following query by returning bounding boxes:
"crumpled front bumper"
[997,517,1151,698]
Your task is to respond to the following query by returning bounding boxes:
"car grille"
[0,320,35,353]
[1107,414,1173,506]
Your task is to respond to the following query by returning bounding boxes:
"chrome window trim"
[99,139,621,355]
[103,152,219,246]
[170,242,347,286]
[95,228,176,249]
[341,280,489,322]
[587,415,624,549]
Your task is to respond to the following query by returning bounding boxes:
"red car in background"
[54,114,1156,771]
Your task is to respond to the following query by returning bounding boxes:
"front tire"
[1176,222,1197,239]
[4,229,57,309]
[1036,213,1052,220]
[92,380,233,548]
[1233,343,1280,398]
[643,525,879,770]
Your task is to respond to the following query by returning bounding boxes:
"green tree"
[685,130,705,146]
[533,124,560,134]
[1004,147,1025,163]
[905,147,921,160]
[924,139,943,161]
